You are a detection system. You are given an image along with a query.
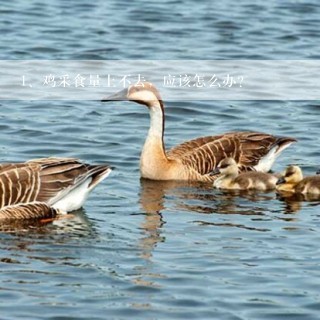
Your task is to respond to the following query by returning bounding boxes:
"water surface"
[1,1,320,319]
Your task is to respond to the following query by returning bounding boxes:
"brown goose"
[212,158,278,190]
[102,82,296,181]
[0,157,112,212]
[0,202,60,222]
[276,165,320,195]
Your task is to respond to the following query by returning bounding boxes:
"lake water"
[1,0,320,319]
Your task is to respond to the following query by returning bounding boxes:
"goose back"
[0,157,111,210]
[168,132,295,176]
[0,163,40,208]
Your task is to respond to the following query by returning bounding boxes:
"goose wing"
[0,163,41,208]
[167,132,296,175]
[0,158,111,209]
[167,134,225,159]
[0,163,31,174]
[27,157,111,205]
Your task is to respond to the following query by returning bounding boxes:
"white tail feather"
[254,141,294,172]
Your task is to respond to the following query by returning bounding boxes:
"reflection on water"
[139,178,281,215]
[0,209,97,269]
[138,179,166,260]
[194,220,271,232]
[2,0,320,317]
[0,218,53,234]
[0,209,95,237]
[139,178,274,221]
[139,178,320,236]
[50,209,97,237]
[277,191,320,214]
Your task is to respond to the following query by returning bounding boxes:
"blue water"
[1,0,320,319]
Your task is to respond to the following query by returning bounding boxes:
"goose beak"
[101,88,128,102]
[210,167,221,176]
[276,177,286,185]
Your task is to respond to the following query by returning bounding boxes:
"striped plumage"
[276,165,320,195]
[166,132,293,176]
[102,82,296,182]
[0,202,60,222]
[0,157,112,213]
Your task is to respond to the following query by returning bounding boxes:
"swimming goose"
[0,157,112,212]
[212,158,278,190]
[0,202,60,222]
[102,82,296,181]
[276,165,320,194]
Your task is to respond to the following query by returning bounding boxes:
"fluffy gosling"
[212,158,278,191]
[276,165,320,195]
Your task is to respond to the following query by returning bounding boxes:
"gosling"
[212,158,278,191]
[276,165,320,194]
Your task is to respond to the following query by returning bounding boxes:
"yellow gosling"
[276,165,320,195]
[212,158,278,191]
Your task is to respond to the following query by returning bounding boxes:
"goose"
[212,157,278,190]
[102,82,296,181]
[0,157,112,213]
[276,165,320,195]
[0,202,61,222]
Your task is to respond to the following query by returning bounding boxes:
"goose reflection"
[139,179,220,217]
[138,179,279,237]
[137,179,169,260]
[0,209,96,268]
[277,191,320,214]
[0,208,95,237]
[139,179,278,215]
[50,209,97,237]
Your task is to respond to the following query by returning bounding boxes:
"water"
[1,0,320,319]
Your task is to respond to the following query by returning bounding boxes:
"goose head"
[102,82,163,109]
[317,169,320,175]
[211,158,239,177]
[276,165,303,186]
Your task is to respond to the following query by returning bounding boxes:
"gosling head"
[211,158,239,177]
[276,165,303,186]
[101,82,163,108]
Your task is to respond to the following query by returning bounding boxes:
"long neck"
[144,102,166,157]
[140,101,168,176]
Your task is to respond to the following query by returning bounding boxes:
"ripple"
[1,0,320,319]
